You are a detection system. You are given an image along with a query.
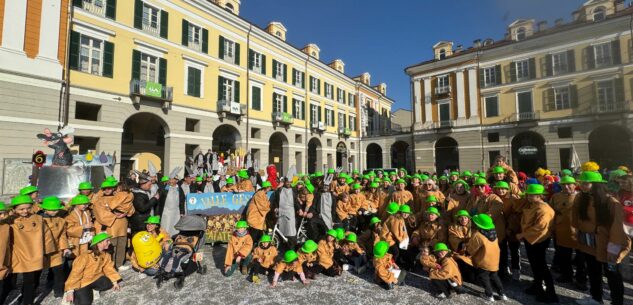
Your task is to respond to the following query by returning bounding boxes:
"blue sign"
[186,191,273,215]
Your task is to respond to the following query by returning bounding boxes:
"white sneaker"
[92,290,101,301]
[437,293,447,299]
[485,295,495,302]
[342,264,350,271]
[575,297,602,305]
[118,265,131,271]
[498,294,508,301]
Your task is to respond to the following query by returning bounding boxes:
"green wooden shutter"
[132,50,141,80]
[158,58,167,86]
[292,68,297,85]
[235,43,240,65]
[494,65,502,85]
[509,62,517,82]
[612,39,621,65]
[219,36,225,59]
[283,96,288,112]
[218,76,224,101]
[234,80,240,102]
[545,55,552,77]
[291,99,296,118]
[309,76,314,91]
[105,0,116,19]
[318,106,322,121]
[248,49,254,70]
[302,101,306,120]
[272,93,278,111]
[159,10,168,39]
[301,72,305,89]
[252,86,261,110]
[585,46,595,69]
[272,59,278,78]
[201,28,208,53]
[72,0,83,8]
[187,67,195,96]
[570,85,578,108]
[261,54,267,75]
[103,41,114,78]
[283,64,287,83]
[134,0,143,29]
[181,20,189,46]
[528,58,536,79]
[69,31,80,70]
[567,50,575,73]
[318,79,321,95]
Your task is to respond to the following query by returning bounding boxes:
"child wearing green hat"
[411,207,447,251]
[64,232,122,304]
[382,202,409,263]
[39,196,72,297]
[224,220,253,276]
[297,240,319,279]
[249,235,278,283]
[340,233,367,274]
[336,192,357,231]
[390,180,414,206]
[372,241,405,290]
[78,181,95,200]
[466,214,506,302]
[271,250,309,288]
[429,242,464,299]
[315,230,342,277]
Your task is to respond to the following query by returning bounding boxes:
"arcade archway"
[435,137,459,173]
[269,132,289,177]
[511,131,546,175]
[121,112,169,176]
[366,143,383,170]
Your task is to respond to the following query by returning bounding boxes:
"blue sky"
[241,0,588,111]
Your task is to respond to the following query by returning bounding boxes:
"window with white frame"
[275,61,284,81]
[483,67,497,87]
[293,99,304,120]
[188,23,202,50]
[348,93,354,106]
[251,51,262,73]
[140,53,159,83]
[79,35,103,75]
[337,89,345,103]
[310,77,319,94]
[592,6,606,22]
[142,3,160,34]
[484,96,499,117]
[273,93,284,113]
[596,80,615,110]
[338,113,345,129]
[349,116,355,131]
[436,75,449,94]
[310,104,319,124]
[223,39,235,61]
[294,70,302,87]
[551,51,568,75]
[515,27,526,41]
[325,83,333,99]
[325,109,334,126]
[554,86,571,110]
[594,42,612,68]
[222,78,235,102]
[515,59,530,80]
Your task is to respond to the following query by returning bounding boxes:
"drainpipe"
[304,55,310,173]
[410,80,416,173]
[476,49,485,171]
[245,25,252,152]
[61,0,74,129]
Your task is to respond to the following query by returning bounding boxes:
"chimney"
[265,22,287,41]
[554,18,564,27]
[537,21,547,32]
[473,39,481,48]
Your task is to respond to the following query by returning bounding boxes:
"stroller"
[155,215,208,289]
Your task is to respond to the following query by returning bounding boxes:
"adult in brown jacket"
[429,243,464,298]
[39,196,72,298]
[224,221,253,276]
[246,183,272,243]
[390,180,414,206]
[7,195,56,305]
[92,182,135,268]
[0,220,10,305]
[64,233,122,305]
[516,183,557,303]
[572,172,631,305]
[466,214,506,302]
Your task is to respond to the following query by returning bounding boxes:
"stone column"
[1,0,27,52]
[456,70,466,118]
[36,0,62,62]
[468,68,479,117]
[413,79,422,123]
[423,77,432,122]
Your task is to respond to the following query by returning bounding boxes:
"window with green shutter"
[251,86,261,111]
[186,67,201,97]
[159,10,168,39]
[158,58,167,86]
[103,41,114,78]
[69,31,80,70]
[105,0,116,20]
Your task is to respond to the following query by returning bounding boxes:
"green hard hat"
[374,241,390,258]
[362,175,370,180]
[369,182,379,188]
[314,171,324,178]
[195,176,203,182]
[352,183,362,190]
[396,179,406,185]
[260,235,273,243]
[420,174,430,181]
[577,171,607,183]
[0,202,7,212]
[425,195,438,203]
[262,181,272,188]
[369,217,381,226]
[70,194,91,206]
[338,173,348,180]
[100,178,118,189]
[610,169,628,180]
[433,242,450,252]
[450,171,460,176]
[10,195,33,207]
[494,181,509,189]
[326,229,338,238]
[301,240,318,253]
[328,168,336,174]
[335,227,345,241]
[461,171,473,177]
[453,179,471,191]
[40,196,63,211]
[306,183,315,194]
[386,202,400,215]
[399,204,411,214]
[561,169,573,177]
[345,233,358,243]
[525,184,547,195]
[78,182,93,190]
[19,185,38,196]
[474,177,488,186]
[226,178,235,185]
[238,170,249,179]
[160,176,170,183]
[426,206,440,216]
[346,178,355,184]
[559,176,577,185]
[353,170,359,174]
[472,213,495,230]
[284,250,299,263]
[235,220,248,229]
[492,166,506,174]
[455,209,471,218]
[145,215,161,224]
[90,232,112,247]
[439,175,449,181]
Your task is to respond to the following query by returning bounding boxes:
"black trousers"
[48,265,65,296]
[431,279,451,295]
[524,238,555,294]
[249,261,271,276]
[476,268,504,297]
[249,228,264,246]
[554,245,587,283]
[584,253,624,305]
[456,259,476,283]
[74,276,113,305]
[14,271,41,305]
[313,264,339,277]
[499,239,521,271]
[0,277,11,305]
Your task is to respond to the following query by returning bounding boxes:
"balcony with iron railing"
[592,101,629,114]
[434,85,450,96]
[272,112,294,125]
[517,111,540,121]
[129,79,172,108]
[311,121,326,132]
[142,23,160,37]
[217,100,246,120]
[338,128,352,137]
[82,0,106,16]
[365,126,412,137]
[187,41,202,52]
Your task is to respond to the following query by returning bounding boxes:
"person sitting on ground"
[298,239,319,279]
[224,221,253,276]
[340,233,367,274]
[249,235,277,284]
[316,229,342,277]
[373,241,406,290]
[130,216,172,276]
[429,242,464,299]
[270,250,309,288]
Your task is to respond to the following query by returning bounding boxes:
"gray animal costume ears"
[148,161,157,177]
[134,170,151,184]
[323,173,334,186]
[169,166,182,179]
[286,165,297,181]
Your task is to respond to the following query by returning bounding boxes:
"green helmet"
[260,235,273,243]
[399,204,411,214]
[453,179,471,191]
[100,178,118,189]
[369,217,381,226]
[90,232,112,247]
[426,206,440,216]
[328,168,336,174]
[40,196,63,211]
[314,171,324,178]
[386,202,400,215]
[450,171,460,177]
[373,241,390,258]
[19,185,38,196]
[238,170,249,179]
[284,250,299,263]
[461,171,473,177]
[226,178,235,185]
[368,171,376,177]
[145,215,161,224]
[78,182,93,191]
[352,183,362,190]
[474,177,488,186]
[346,178,355,184]
[369,182,379,188]
[10,195,33,207]
[235,220,248,229]
[0,202,7,212]
[195,176,203,182]
[301,240,318,253]
[493,181,509,189]
[306,183,315,194]
[425,195,438,203]
[433,242,450,252]
[472,214,495,230]
[326,229,338,238]
[160,176,170,183]
[352,169,359,175]
[262,181,272,188]
[525,184,547,195]
[439,175,449,181]
[455,209,471,218]
[345,232,358,243]
[559,176,576,185]
[561,169,573,177]
[492,166,506,174]
[577,171,607,183]
[362,175,370,180]
[335,227,345,241]
[396,179,406,185]
[70,194,91,206]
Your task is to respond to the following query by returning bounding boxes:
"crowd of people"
[0,155,632,305]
